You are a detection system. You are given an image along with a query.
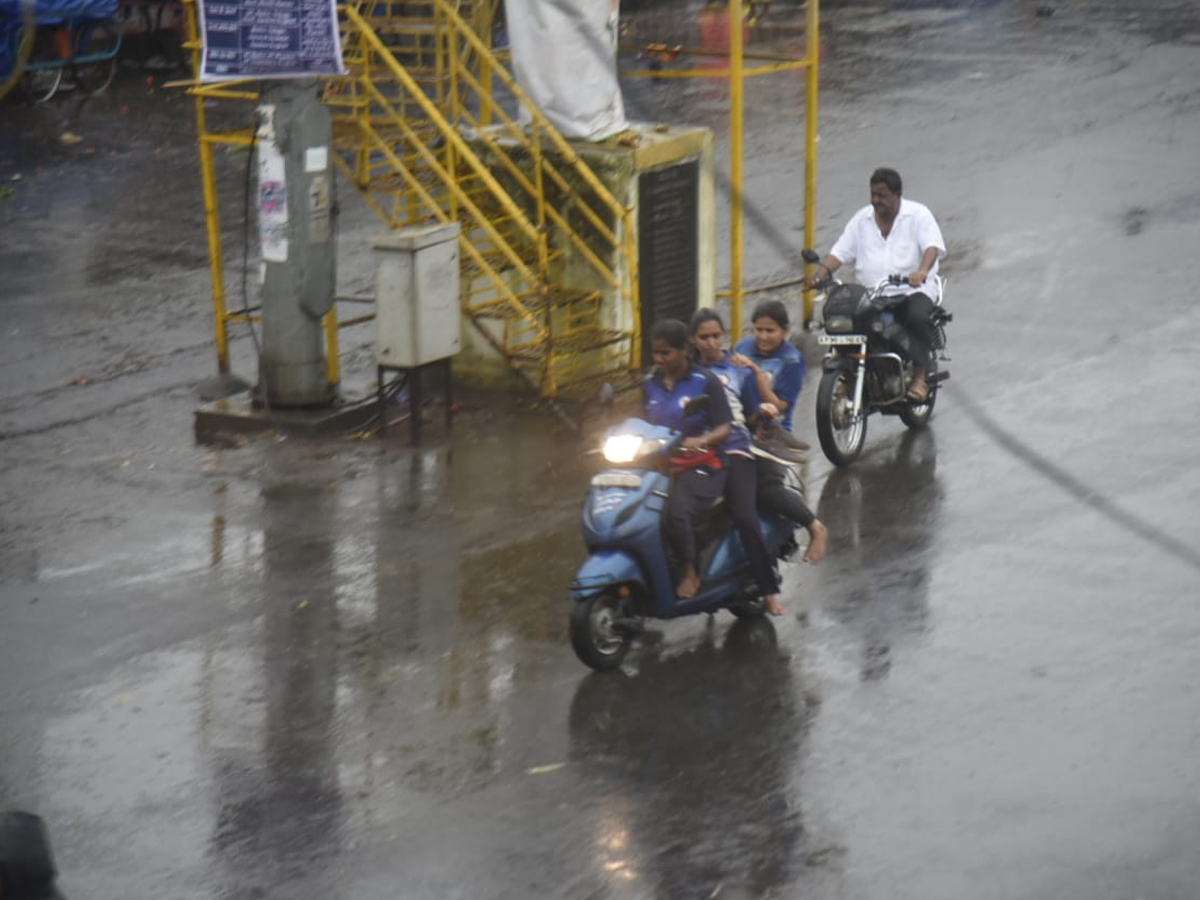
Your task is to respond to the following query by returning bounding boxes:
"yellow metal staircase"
[326,0,640,398]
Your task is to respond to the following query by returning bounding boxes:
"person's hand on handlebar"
[906,269,929,288]
[680,436,708,452]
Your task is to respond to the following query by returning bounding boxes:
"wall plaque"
[638,161,699,362]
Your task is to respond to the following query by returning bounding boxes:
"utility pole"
[256,80,337,407]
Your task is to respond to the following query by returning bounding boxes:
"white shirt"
[829,198,946,299]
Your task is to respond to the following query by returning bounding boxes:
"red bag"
[667,446,722,474]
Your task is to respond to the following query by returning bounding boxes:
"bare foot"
[803,520,828,563]
[677,568,700,599]
[764,595,785,616]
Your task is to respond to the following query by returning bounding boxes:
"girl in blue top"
[731,300,828,565]
[690,308,784,616]
[643,319,733,600]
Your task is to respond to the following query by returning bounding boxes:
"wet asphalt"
[3,1,1200,898]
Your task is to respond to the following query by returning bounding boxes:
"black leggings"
[667,464,727,570]
[755,457,816,529]
[725,453,779,596]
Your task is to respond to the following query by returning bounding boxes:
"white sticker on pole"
[304,146,328,173]
[258,134,289,263]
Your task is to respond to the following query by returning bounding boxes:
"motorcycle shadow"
[567,617,815,898]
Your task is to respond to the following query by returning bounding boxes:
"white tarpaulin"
[505,0,629,141]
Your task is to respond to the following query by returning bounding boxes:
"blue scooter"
[569,415,799,670]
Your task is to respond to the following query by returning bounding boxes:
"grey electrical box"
[372,223,461,368]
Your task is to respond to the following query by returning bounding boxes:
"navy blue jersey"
[700,354,760,455]
[733,336,805,432]
[643,364,733,441]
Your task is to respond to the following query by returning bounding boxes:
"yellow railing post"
[626,207,640,370]
[184,0,231,375]
[803,0,820,327]
[324,308,341,387]
[729,0,745,335]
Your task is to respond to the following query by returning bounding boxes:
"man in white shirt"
[807,168,946,401]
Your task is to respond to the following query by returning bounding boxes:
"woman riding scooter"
[689,308,785,616]
[643,319,733,600]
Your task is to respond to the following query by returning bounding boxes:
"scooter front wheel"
[570,592,634,671]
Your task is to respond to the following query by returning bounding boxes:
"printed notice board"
[199,0,346,81]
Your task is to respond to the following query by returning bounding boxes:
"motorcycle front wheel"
[570,592,634,671]
[816,369,867,467]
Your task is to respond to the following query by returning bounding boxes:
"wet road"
[3,1,1200,898]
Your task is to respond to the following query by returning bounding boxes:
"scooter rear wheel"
[570,592,634,671]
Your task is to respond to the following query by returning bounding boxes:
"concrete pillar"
[256,81,337,407]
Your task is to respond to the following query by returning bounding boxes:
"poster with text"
[199,0,346,82]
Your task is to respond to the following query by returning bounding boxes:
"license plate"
[591,472,642,489]
[818,335,866,345]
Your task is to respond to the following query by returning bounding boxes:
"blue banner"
[198,0,345,81]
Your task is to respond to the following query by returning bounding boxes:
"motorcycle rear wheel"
[899,360,938,430]
[816,369,866,467]
[570,592,634,671]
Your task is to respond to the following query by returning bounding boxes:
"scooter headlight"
[602,434,666,464]
[825,314,854,334]
[603,434,644,463]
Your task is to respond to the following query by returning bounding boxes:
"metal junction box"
[372,223,461,368]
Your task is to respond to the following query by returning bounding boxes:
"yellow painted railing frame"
[622,0,820,331]
[337,0,641,392]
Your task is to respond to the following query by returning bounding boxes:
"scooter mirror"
[801,248,821,265]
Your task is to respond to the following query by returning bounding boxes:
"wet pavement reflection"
[567,620,810,898]
[814,430,941,682]
[207,469,345,899]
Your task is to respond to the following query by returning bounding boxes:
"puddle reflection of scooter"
[567,618,810,899]
[814,429,943,681]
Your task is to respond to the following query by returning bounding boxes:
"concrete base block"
[194,393,379,444]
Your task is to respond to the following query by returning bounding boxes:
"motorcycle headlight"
[825,314,854,334]
[602,435,665,464]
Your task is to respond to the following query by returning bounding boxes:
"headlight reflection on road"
[597,820,636,881]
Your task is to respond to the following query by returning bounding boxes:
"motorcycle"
[803,247,953,467]
[568,411,799,671]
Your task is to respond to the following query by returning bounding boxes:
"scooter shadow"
[567,617,812,898]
